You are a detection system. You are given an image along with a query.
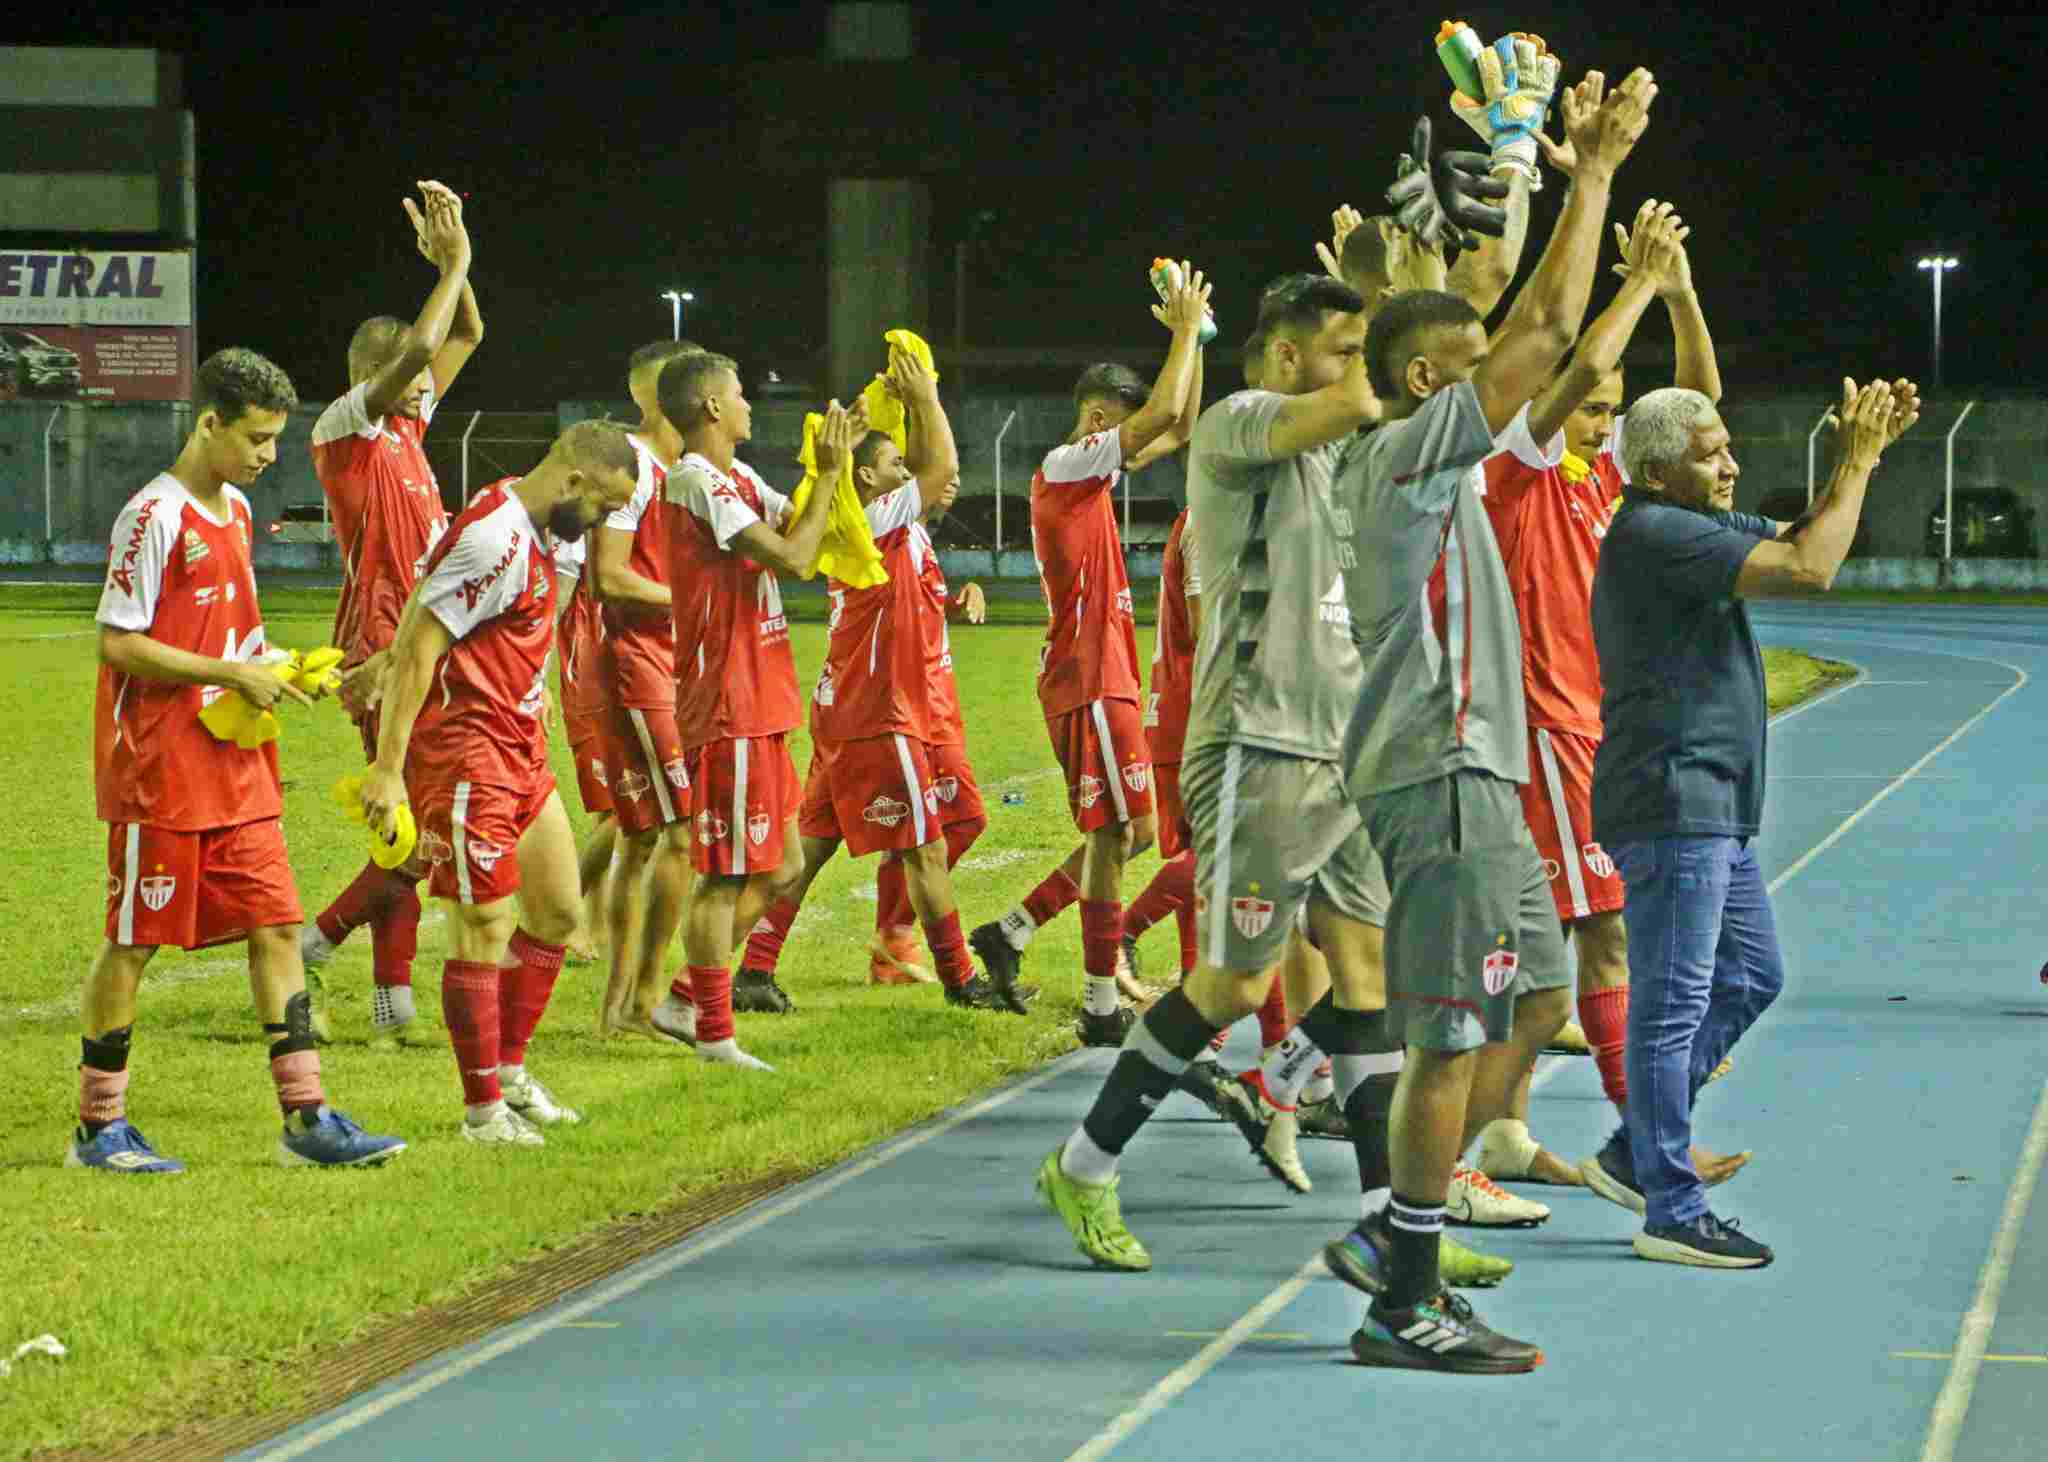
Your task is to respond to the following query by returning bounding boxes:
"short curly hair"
[196,347,298,424]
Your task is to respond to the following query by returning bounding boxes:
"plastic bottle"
[1436,19,1486,102]
[1149,258,1218,344]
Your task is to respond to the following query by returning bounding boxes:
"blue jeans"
[1611,837,1786,1227]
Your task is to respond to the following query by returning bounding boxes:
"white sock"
[997,906,1037,951]
[1083,975,1120,1016]
[1361,1186,1391,1219]
[371,984,416,1030]
[1261,1034,1323,1109]
[496,1062,526,1081]
[1301,1060,1335,1105]
[1060,1127,1119,1186]
[699,1037,774,1071]
[466,1099,507,1125]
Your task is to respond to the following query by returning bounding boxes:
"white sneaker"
[1446,1163,1551,1227]
[698,1037,774,1072]
[499,1066,581,1125]
[1261,1107,1312,1194]
[461,1103,545,1147]
[651,993,698,1045]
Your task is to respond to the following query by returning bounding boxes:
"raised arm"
[1128,341,1205,471]
[893,353,959,496]
[1612,199,1721,401]
[365,182,473,422]
[1473,69,1654,437]
[1118,266,1210,461]
[1735,378,1918,595]
[1451,170,1532,321]
[732,400,857,578]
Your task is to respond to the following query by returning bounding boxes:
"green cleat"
[1323,1211,1514,1293]
[1036,1148,1151,1271]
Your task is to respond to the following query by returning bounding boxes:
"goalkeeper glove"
[1448,30,1561,190]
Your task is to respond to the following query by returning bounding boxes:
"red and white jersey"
[1030,431,1141,715]
[551,535,610,721]
[666,452,799,746]
[1145,509,1202,763]
[94,473,281,831]
[810,484,948,744]
[910,520,966,746]
[311,382,448,667]
[1591,413,1630,501]
[1480,404,1617,738]
[600,434,676,710]
[407,478,557,788]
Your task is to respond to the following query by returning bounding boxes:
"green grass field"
[0,582,1844,1457]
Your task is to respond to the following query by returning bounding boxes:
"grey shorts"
[1356,769,1568,1053]
[1184,742,1390,973]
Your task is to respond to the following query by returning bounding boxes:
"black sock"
[1318,1005,1403,1199]
[79,1027,133,1138]
[1080,987,1221,1156]
[1383,1193,1445,1310]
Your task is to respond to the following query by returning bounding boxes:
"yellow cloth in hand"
[331,774,419,870]
[196,645,346,750]
[858,329,939,451]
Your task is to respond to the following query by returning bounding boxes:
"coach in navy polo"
[1583,376,1918,1269]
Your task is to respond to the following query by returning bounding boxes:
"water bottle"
[1149,258,1218,344]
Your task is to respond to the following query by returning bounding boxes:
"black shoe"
[1119,933,1143,983]
[1634,1212,1774,1269]
[1352,1291,1544,1374]
[1577,1127,1645,1215]
[732,967,793,1014]
[970,922,1024,993]
[946,973,1027,1014]
[1297,1093,1352,1140]
[1174,1057,1230,1117]
[1076,1005,1136,1047]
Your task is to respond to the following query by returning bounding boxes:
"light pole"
[1916,256,1957,388]
[660,289,696,342]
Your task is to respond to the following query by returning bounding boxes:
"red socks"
[1174,902,1197,976]
[1126,850,1195,936]
[1579,985,1630,1106]
[669,970,698,1004]
[1023,868,1082,930]
[923,910,974,989]
[1256,977,1291,1051]
[499,930,565,1068]
[442,959,503,1105]
[318,861,415,946]
[1079,899,1123,980]
[743,896,802,974]
[691,964,735,1044]
[370,882,421,989]
[875,858,914,933]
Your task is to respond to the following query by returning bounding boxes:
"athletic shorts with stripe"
[798,733,952,857]
[1044,696,1153,833]
[687,734,800,877]
[1182,742,1388,973]
[563,705,614,817]
[409,777,558,905]
[927,742,985,830]
[105,818,303,949]
[601,699,689,836]
[1520,725,1623,922]
[1357,768,1570,1054]
[1154,760,1191,859]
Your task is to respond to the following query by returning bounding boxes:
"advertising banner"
[0,249,194,402]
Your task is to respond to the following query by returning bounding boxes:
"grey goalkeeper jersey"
[1183,389,1366,763]
[1336,381,1529,797]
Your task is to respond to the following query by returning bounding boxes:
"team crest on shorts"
[416,829,454,866]
[697,811,729,845]
[1076,774,1105,809]
[1231,894,1275,940]
[663,757,690,790]
[1581,842,1615,879]
[748,812,771,846]
[139,875,176,912]
[617,769,650,802]
[933,776,958,804]
[467,839,505,873]
[1481,947,1519,996]
[1541,858,1561,881]
[1121,761,1151,793]
[864,795,910,828]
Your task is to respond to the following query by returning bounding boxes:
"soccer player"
[592,342,706,1036]
[359,420,640,1144]
[303,181,483,1047]
[78,347,406,1174]
[1332,68,1655,1371]
[549,531,617,968]
[972,266,1210,1046]
[657,354,849,1070]
[745,352,1023,1011]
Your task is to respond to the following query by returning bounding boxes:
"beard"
[548,503,591,541]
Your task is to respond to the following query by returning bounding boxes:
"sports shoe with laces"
[732,966,795,1014]
[500,1066,580,1125]
[463,1102,544,1147]
[650,992,698,1045]
[1352,1290,1544,1374]
[1216,1070,1309,1193]
[1634,1212,1774,1269]
[1579,1127,1647,1214]
[67,1119,185,1175]
[1075,1004,1136,1048]
[1297,1093,1351,1140]
[969,920,1024,991]
[1035,1148,1150,1271]
[1322,1210,1514,1293]
[1174,1056,1230,1117]
[278,1105,407,1167]
[1262,1107,1312,1193]
[945,973,1028,1013]
[868,926,937,985]
[1445,1163,1551,1227]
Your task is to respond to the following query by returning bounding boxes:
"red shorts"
[1044,697,1155,834]
[1521,726,1625,922]
[687,734,800,877]
[409,776,558,905]
[105,818,303,950]
[1154,759,1191,859]
[563,705,614,818]
[799,733,957,857]
[602,700,689,836]
[927,741,986,830]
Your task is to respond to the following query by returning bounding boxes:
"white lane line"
[250,1053,1090,1460]
[1764,662,1867,727]
[1920,1080,2048,1462]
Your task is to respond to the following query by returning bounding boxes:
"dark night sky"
[12,2,2045,407]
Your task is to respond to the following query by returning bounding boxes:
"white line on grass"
[250,1053,1091,1460]
[1920,1080,2048,1462]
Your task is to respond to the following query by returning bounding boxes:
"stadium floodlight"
[1916,256,1958,388]
[660,289,697,342]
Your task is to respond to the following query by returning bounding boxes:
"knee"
[1185,963,1271,1025]
[1575,913,1630,989]
[524,902,580,947]
[248,922,301,956]
[904,838,948,881]
[1519,985,1572,1042]
[1126,815,1155,859]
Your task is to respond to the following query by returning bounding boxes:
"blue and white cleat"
[66,1120,186,1174]
[277,1105,407,1168]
